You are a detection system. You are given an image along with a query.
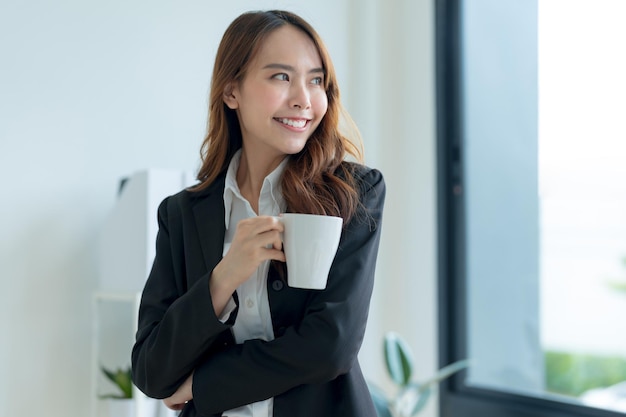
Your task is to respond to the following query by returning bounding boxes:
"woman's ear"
[223,83,239,109]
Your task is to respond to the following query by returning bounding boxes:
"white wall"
[355,2,439,416]
[0,0,436,416]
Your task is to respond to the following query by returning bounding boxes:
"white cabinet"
[94,170,193,417]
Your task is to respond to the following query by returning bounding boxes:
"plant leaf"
[408,385,431,416]
[384,332,414,386]
[368,382,394,417]
[608,281,626,293]
[115,370,133,398]
[394,383,431,417]
[101,366,133,399]
[98,394,127,400]
[101,366,117,384]
[419,359,470,389]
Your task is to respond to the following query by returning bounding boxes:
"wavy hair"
[192,10,364,222]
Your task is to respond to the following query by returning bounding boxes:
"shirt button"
[272,280,284,291]
[246,297,254,308]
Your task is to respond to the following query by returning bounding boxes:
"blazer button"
[271,280,284,291]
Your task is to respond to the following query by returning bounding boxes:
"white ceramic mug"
[276,213,343,290]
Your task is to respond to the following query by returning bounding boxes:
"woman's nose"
[289,82,311,109]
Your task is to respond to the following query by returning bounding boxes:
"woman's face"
[224,24,328,163]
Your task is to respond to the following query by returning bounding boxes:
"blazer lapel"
[190,174,227,273]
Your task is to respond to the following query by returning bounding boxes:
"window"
[436,1,626,416]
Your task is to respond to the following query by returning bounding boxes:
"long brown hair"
[193,10,364,222]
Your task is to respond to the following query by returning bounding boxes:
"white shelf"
[91,291,175,417]
[91,291,141,417]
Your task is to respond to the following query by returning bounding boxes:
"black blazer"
[131,163,386,417]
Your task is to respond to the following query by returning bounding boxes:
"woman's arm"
[131,195,233,399]
[132,193,288,400]
[192,167,386,415]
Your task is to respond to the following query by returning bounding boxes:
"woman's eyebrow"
[262,63,325,74]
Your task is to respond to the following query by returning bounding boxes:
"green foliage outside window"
[545,256,626,399]
[545,350,626,397]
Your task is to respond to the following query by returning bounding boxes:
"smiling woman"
[221,25,329,169]
[130,9,386,417]
[0,2,393,417]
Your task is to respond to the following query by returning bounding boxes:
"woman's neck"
[236,149,284,213]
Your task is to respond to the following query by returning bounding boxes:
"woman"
[131,10,386,417]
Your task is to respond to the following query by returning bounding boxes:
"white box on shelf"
[98,169,195,293]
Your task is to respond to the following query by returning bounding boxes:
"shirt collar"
[223,149,289,228]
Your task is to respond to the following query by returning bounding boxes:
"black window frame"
[435,1,626,416]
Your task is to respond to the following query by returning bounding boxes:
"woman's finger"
[237,215,283,236]
[264,247,286,262]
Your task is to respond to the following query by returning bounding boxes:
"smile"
[275,118,308,128]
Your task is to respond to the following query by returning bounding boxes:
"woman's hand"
[220,216,285,285]
[209,216,285,315]
[163,372,193,410]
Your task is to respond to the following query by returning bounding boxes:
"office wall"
[0,0,436,416]
[350,3,438,417]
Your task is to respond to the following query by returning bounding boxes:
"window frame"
[435,1,625,416]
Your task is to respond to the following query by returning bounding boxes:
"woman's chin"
[280,140,308,155]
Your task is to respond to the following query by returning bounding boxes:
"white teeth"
[277,118,306,128]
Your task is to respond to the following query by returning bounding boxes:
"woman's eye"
[311,77,323,85]
[273,73,289,81]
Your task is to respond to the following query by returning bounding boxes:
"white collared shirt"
[220,149,288,417]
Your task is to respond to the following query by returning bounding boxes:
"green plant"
[545,350,626,397]
[100,365,133,399]
[369,332,470,417]
[607,256,626,293]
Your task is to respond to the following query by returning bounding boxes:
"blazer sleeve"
[192,167,386,415]
[131,194,235,399]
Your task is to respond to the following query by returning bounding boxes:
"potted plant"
[100,365,134,417]
[369,332,470,417]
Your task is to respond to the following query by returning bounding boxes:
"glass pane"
[539,0,626,411]
[462,0,626,414]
